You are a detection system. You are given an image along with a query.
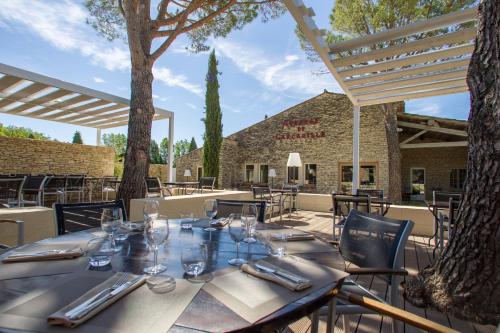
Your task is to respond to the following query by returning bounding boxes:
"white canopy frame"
[0,63,174,181]
[284,0,476,194]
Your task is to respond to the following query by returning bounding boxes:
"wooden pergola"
[284,0,477,193]
[0,63,175,181]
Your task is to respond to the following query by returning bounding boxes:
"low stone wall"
[149,164,169,182]
[0,136,115,176]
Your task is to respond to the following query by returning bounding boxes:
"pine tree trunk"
[383,103,402,201]
[405,0,500,325]
[117,0,154,211]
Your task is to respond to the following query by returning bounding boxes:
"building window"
[411,168,425,196]
[259,164,269,183]
[450,168,466,190]
[245,165,255,183]
[340,164,377,192]
[197,166,203,180]
[304,164,317,185]
[287,166,299,184]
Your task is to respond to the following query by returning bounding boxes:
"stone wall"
[175,148,203,182]
[175,92,390,194]
[401,147,468,200]
[0,136,114,176]
[149,164,169,181]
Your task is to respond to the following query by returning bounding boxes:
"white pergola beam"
[397,120,468,137]
[339,44,473,78]
[353,79,467,99]
[330,7,477,53]
[358,86,469,106]
[352,105,360,194]
[331,28,476,68]
[400,141,468,148]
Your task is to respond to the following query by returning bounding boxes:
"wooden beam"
[400,141,468,148]
[0,76,24,93]
[330,7,477,53]
[97,113,167,129]
[345,59,470,86]
[2,89,73,114]
[0,83,50,109]
[353,79,467,99]
[41,100,114,120]
[350,69,467,94]
[62,105,128,123]
[358,86,468,106]
[331,28,476,68]
[339,44,473,78]
[69,109,130,125]
[401,130,428,144]
[397,120,468,137]
[21,94,95,117]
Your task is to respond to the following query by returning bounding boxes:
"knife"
[68,276,143,320]
[254,263,308,284]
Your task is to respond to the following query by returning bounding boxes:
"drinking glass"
[143,215,169,275]
[181,244,208,280]
[87,237,113,267]
[203,199,218,232]
[242,203,257,243]
[180,212,194,230]
[227,214,247,266]
[268,233,287,257]
[101,208,122,253]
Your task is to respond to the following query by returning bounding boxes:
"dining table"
[163,182,200,195]
[0,218,348,333]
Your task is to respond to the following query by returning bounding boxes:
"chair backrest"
[0,178,25,207]
[54,200,127,235]
[22,175,48,192]
[251,186,271,199]
[356,189,384,199]
[66,175,85,190]
[282,184,300,192]
[332,193,371,215]
[433,191,462,204]
[44,176,67,191]
[340,210,414,284]
[199,177,216,189]
[103,176,118,188]
[448,198,460,225]
[215,199,267,223]
[145,177,162,194]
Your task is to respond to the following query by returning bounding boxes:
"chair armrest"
[337,291,459,333]
[345,267,408,276]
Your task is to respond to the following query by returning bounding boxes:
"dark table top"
[163,182,200,187]
[0,220,346,333]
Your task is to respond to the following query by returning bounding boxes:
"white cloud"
[213,39,341,96]
[407,102,442,116]
[93,77,105,83]
[186,103,197,110]
[222,104,241,113]
[0,0,201,96]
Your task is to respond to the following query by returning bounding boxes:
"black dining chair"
[0,177,25,208]
[329,209,414,333]
[199,177,216,193]
[356,189,384,199]
[251,186,283,223]
[215,199,267,223]
[54,200,127,235]
[65,175,85,203]
[42,175,67,206]
[331,193,371,240]
[20,175,48,206]
[145,177,169,197]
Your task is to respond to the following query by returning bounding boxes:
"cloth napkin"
[2,248,84,263]
[240,261,312,291]
[271,233,315,241]
[48,273,146,328]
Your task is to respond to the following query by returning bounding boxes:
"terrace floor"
[269,210,496,333]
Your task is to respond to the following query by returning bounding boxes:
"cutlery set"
[254,263,308,284]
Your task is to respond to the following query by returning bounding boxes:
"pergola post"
[96,128,102,146]
[168,115,174,182]
[352,105,360,195]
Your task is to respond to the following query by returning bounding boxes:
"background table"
[0,220,346,332]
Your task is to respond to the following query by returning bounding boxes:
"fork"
[64,273,129,318]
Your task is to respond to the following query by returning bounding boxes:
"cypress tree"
[189,137,197,152]
[202,50,223,186]
[72,131,83,144]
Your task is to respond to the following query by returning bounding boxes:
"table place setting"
[270,232,316,241]
[1,243,85,263]
[240,260,312,291]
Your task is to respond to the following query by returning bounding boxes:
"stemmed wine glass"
[143,201,169,275]
[242,203,257,243]
[101,208,123,253]
[227,214,247,266]
[203,199,218,232]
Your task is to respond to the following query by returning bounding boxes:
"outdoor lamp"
[268,168,277,188]
[184,169,192,179]
[287,153,302,184]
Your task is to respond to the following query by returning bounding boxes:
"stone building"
[175,92,467,200]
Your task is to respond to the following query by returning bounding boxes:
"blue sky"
[0,0,471,146]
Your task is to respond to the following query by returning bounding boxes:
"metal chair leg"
[326,299,336,333]
[310,310,319,333]
[343,315,350,333]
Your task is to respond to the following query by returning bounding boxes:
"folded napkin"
[210,218,230,228]
[240,261,311,291]
[2,248,84,263]
[271,233,315,241]
[48,273,146,328]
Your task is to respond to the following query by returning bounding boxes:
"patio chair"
[428,191,463,251]
[0,177,25,208]
[0,219,25,252]
[331,193,371,240]
[251,186,283,223]
[102,176,118,201]
[54,200,127,235]
[145,177,169,197]
[215,199,267,223]
[435,198,461,256]
[356,189,384,199]
[356,189,390,216]
[199,177,216,193]
[65,175,85,203]
[84,177,103,202]
[42,175,67,206]
[20,175,48,206]
[328,209,414,333]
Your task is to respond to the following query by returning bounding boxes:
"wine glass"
[143,214,169,275]
[101,208,122,253]
[181,244,208,281]
[242,203,257,243]
[227,214,247,266]
[203,199,218,232]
